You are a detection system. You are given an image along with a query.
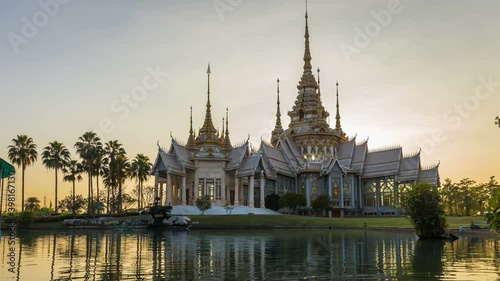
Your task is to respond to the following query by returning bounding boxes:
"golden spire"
[317,67,321,96]
[335,81,342,131]
[303,0,312,73]
[223,107,232,151]
[198,63,217,140]
[187,106,196,149]
[271,78,284,147]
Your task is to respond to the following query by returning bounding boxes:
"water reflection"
[0,229,498,280]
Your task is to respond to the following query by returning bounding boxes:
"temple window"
[364,180,377,206]
[343,174,351,207]
[380,177,394,206]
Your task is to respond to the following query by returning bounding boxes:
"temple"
[151,5,440,217]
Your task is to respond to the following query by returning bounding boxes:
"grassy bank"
[3,215,488,230]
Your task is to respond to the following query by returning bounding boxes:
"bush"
[311,194,332,211]
[18,211,36,225]
[196,195,212,215]
[265,193,280,211]
[486,189,500,232]
[278,192,307,213]
[400,182,447,239]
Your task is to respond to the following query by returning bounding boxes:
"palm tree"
[25,196,41,212]
[92,145,105,207]
[8,134,38,211]
[129,154,152,210]
[41,141,71,213]
[103,140,127,214]
[62,159,83,216]
[74,132,102,216]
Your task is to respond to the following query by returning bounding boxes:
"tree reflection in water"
[2,229,499,280]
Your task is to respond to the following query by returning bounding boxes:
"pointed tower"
[271,78,284,147]
[334,81,346,138]
[223,108,233,152]
[287,2,330,133]
[195,63,219,146]
[186,106,196,150]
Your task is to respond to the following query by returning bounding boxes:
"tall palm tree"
[8,134,38,211]
[62,159,83,216]
[92,145,105,206]
[41,141,71,213]
[25,196,41,212]
[74,132,102,216]
[103,140,127,214]
[129,154,152,210]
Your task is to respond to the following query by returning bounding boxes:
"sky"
[0,0,499,207]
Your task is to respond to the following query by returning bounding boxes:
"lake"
[0,228,499,280]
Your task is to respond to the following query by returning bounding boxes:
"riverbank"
[2,215,493,233]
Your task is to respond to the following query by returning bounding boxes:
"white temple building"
[151,6,440,217]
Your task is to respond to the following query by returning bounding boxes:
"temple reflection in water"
[2,229,499,280]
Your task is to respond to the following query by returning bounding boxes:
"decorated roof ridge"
[276,138,300,174]
[367,144,402,153]
[355,136,369,146]
[170,132,186,147]
[421,161,440,170]
[156,140,167,152]
[403,148,422,158]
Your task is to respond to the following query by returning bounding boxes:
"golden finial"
[317,67,321,95]
[335,81,342,131]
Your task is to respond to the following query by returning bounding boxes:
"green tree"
[62,159,83,216]
[311,194,332,213]
[8,134,38,211]
[486,188,500,232]
[495,116,499,128]
[25,196,41,212]
[196,195,212,215]
[103,140,128,214]
[278,192,307,214]
[400,182,447,239]
[58,195,86,215]
[457,178,477,216]
[41,141,71,213]
[74,131,102,216]
[129,154,152,210]
[265,193,280,211]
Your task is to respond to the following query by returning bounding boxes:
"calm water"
[0,228,499,280]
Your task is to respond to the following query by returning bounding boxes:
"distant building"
[151,6,439,216]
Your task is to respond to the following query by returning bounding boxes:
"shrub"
[18,211,36,225]
[278,192,307,213]
[311,194,332,211]
[400,182,447,239]
[196,195,212,215]
[265,193,280,211]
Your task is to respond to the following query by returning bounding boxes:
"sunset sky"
[1,0,499,207]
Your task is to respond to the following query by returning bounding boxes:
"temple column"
[249,175,255,208]
[234,177,239,206]
[221,172,226,203]
[305,175,311,207]
[166,173,172,206]
[340,173,344,217]
[181,176,187,206]
[328,173,332,197]
[159,183,163,203]
[154,171,159,199]
[193,170,199,206]
[260,171,265,208]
